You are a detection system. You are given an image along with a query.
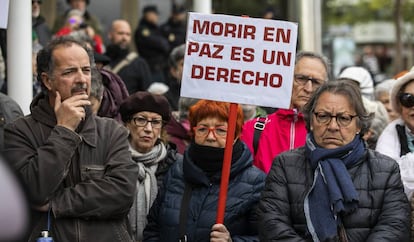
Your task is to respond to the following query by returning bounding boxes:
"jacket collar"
[31,93,97,147]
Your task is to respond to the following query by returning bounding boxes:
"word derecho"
[187,19,293,88]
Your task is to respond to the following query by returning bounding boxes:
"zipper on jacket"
[289,109,298,150]
[84,166,105,171]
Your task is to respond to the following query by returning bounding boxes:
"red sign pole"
[216,102,238,223]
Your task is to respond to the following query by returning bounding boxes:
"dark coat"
[143,142,266,242]
[0,93,23,152]
[3,93,138,242]
[258,147,410,242]
[106,51,153,95]
[32,15,52,47]
[165,118,190,154]
[97,68,129,122]
[160,17,186,50]
[134,19,170,75]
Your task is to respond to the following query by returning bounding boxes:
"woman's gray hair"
[302,80,374,136]
[374,78,395,100]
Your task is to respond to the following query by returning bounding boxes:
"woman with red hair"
[144,100,266,242]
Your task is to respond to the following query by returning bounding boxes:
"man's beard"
[105,44,130,61]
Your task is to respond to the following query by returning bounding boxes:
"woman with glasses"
[376,70,414,232]
[143,100,266,242]
[259,81,410,241]
[119,91,180,242]
[376,70,414,162]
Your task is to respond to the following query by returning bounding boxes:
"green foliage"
[324,0,414,25]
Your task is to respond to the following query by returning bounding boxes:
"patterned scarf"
[128,142,167,241]
[304,134,365,242]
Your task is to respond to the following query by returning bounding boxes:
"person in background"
[259,81,410,241]
[338,66,375,100]
[144,100,266,241]
[119,91,180,241]
[241,104,268,122]
[3,36,138,241]
[160,4,187,51]
[165,97,199,154]
[375,78,399,121]
[105,19,153,95]
[164,44,185,111]
[89,68,104,115]
[54,9,104,54]
[376,69,414,199]
[134,5,170,84]
[0,93,23,152]
[338,66,389,148]
[241,51,329,173]
[53,0,103,36]
[32,0,51,47]
[96,68,129,123]
[363,115,387,149]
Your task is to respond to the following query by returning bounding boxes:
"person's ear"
[41,72,52,91]
[170,66,177,78]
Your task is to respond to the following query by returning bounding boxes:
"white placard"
[181,12,298,108]
[0,0,9,29]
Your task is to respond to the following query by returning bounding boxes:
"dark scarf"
[304,133,365,242]
[189,139,244,177]
[105,44,130,63]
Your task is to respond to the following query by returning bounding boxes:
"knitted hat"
[119,91,171,123]
[390,67,414,115]
[338,66,374,100]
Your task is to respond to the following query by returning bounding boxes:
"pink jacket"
[241,109,307,173]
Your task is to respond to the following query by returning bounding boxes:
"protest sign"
[0,0,10,29]
[181,12,298,109]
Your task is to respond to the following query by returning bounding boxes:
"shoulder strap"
[178,182,192,242]
[396,124,410,156]
[253,116,268,155]
[107,52,138,74]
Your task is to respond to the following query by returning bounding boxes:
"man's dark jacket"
[3,93,138,242]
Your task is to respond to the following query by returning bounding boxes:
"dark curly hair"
[36,35,94,90]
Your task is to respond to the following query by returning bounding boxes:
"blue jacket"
[143,142,266,241]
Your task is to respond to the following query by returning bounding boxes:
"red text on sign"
[263,27,291,43]
[187,42,224,59]
[262,50,292,66]
[193,20,256,40]
[191,64,283,88]
[230,46,255,62]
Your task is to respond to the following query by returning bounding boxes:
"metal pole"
[7,0,32,114]
[193,0,212,14]
[300,0,322,53]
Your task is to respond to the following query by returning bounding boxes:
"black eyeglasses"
[131,116,163,128]
[399,93,414,108]
[294,74,325,90]
[32,0,42,4]
[313,112,358,127]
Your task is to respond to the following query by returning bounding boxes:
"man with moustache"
[241,51,330,173]
[105,19,153,94]
[3,36,138,242]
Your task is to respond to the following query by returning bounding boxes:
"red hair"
[189,100,244,138]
